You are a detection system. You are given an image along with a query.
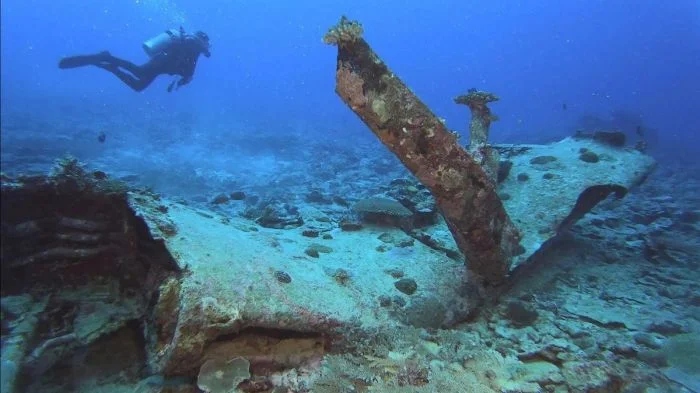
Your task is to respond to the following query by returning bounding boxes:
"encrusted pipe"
[454,90,501,183]
[324,17,521,286]
[454,90,499,147]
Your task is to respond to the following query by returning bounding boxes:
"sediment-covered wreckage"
[0,17,655,393]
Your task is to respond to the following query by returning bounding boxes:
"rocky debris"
[230,191,247,200]
[254,201,304,229]
[579,149,601,163]
[386,178,438,228]
[503,300,539,327]
[304,248,320,258]
[338,212,363,231]
[397,296,449,329]
[330,268,352,286]
[306,243,333,256]
[211,193,230,204]
[273,271,292,284]
[353,196,413,228]
[394,278,418,296]
[304,189,332,204]
[530,155,558,165]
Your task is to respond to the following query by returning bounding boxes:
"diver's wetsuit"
[59,34,210,92]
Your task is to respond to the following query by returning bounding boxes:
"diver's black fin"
[58,52,111,69]
[59,55,97,69]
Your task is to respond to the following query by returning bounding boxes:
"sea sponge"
[197,357,250,393]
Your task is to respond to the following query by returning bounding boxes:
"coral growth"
[197,357,250,393]
[323,16,364,45]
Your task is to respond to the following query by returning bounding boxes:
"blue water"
[2,0,699,161]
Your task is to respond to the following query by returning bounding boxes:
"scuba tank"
[142,28,180,57]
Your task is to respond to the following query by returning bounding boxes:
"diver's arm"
[177,75,192,88]
[200,39,211,57]
[167,75,191,92]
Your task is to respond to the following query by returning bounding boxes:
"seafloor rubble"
[2,139,697,393]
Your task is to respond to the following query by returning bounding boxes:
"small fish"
[562,103,567,111]
[636,125,644,136]
[97,131,106,143]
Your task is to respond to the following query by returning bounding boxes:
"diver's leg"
[98,55,144,77]
[132,70,159,91]
[96,64,153,92]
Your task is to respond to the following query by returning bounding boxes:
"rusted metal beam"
[324,17,522,286]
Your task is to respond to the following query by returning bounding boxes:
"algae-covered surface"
[499,137,657,270]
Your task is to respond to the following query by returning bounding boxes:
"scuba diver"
[58,27,211,92]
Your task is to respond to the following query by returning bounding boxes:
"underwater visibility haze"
[1,1,699,392]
